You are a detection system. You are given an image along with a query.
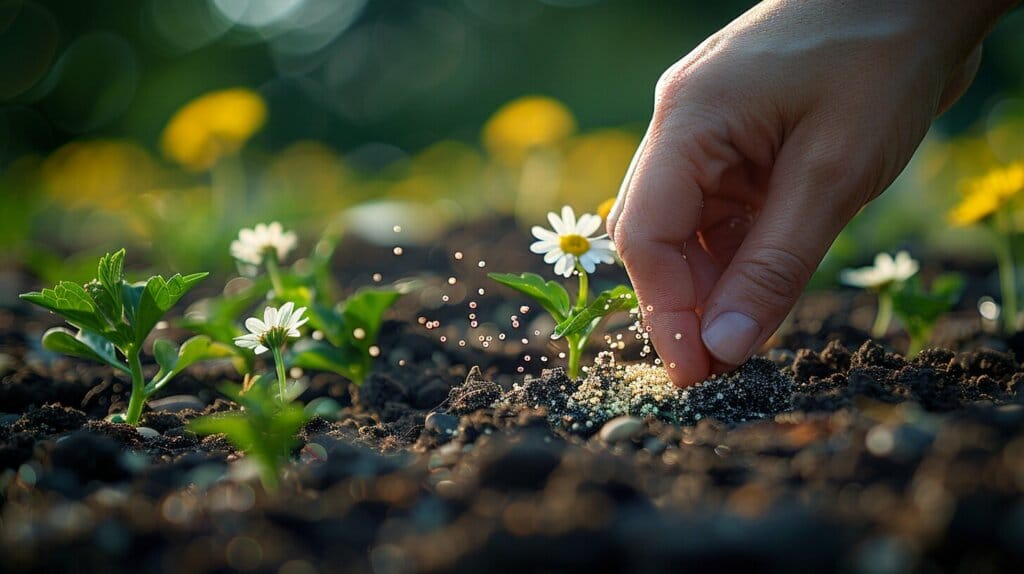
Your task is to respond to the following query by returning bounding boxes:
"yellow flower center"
[560,234,590,256]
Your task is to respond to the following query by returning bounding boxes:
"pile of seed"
[492,352,795,434]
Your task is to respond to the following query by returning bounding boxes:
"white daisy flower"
[530,206,616,278]
[234,302,308,354]
[840,251,919,289]
[230,222,298,267]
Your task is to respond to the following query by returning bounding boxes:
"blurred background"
[1,0,1023,290]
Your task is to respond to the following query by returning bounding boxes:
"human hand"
[607,0,1016,387]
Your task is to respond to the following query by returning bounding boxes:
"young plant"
[20,250,217,425]
[189,380,309,491]
[490,206,636,378]
[840,251,920,338]
[234,302,308,402]
[891,273,964,357]
[948,162,1024,332]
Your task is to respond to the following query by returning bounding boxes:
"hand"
[607,0,1015,387]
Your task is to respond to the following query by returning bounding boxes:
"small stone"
[148,395,205,413]
[435,480,461,498]
[599,416,644,443]
[425,412,458,436]
[135,427,160,439]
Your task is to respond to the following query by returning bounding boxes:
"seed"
[392,247,403,256]
[454,251,463,260]
[448,277,457,285]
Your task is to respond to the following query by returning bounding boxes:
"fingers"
[699,118,867,366]
[612,115,735,387]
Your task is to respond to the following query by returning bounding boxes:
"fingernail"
[701,311,761,365]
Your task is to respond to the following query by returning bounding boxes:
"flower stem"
[575,265,589,311]
[871,290,894,339]
[265,252,286,297]
[993,213,1018,333]
[125,347,146,426]
[272,346,287,403]
[566,335,584,379]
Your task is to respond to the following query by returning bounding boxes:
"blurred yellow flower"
[597,197,616,220]
[949,162,1024,226]
[483,96,575,163]
[42,140,159,208]
[161,88,267,171]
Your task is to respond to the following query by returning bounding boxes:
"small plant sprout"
[20,250,219,425]
[230,221,299,294]
[490,205,635,379]
[235,302,308,402]
[891,273,964,357]
[189,380,310,491]
[949,162,1024,332]
[840,251,920,337]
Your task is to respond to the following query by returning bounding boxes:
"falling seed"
[541,356,548,362]
[458,340,466,347]
[448,277,457,285]
[469,313,476,320]
[454,251,464,260]
[290,367,303,378]
[558,352,566,359]
[312,330,324,341]
[519,305,530,314]
[533,330,541,336]
[393,247,403,256]
[393,225,402,233]
[674,333,682,340]
[372,273,383,282]
[442,295,450,302]
[669,362,677,369]
[470,321,479,328]
[645,305,653,312]
[440,336,447,343]
[499,333,506,340]
[369,346,381,357]
[399,359,406,366]
[353,328,366,340]
[477,260,486,268]
[418,316,427,325]
[517,366,524,373]
[478,288,485,295]
[469,301,478,309]
[521,338,529,345]
[524,355,531,362]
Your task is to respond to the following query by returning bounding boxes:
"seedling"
[840,251,920,338]
[948,162,1024,332]
[20,250,220,425]
[891,273,964,357]
[190,379,309,491]
[490,206,635,378]
[235,302,308,402]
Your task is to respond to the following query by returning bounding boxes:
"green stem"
[125,347,146,426]
[265,252,286,298]
[992,213,1018,333]
[575,264,589,311]
[871,291,894,339]
[569,333,585,378]
[272,345,287,403]
[906,328,930,358]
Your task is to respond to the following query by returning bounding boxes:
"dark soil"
[3,221,1024,573]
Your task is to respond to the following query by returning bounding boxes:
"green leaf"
[189,412,255,446]
[41,327,129,374]
[20,282,106,334]
[554,285,637,339]
[134,272,208,346]
[289,339,366,384]
[95,250,126,322]
[488,272,571,321]
[148,335,228,394]
[341,288,401,346]
[892,274,963,340]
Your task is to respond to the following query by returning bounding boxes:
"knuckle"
[733,247,813,309]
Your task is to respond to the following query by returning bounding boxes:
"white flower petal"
[579,253,597,274]
[575,213,602,237]
[254,344,269,355]
[531,226,559,242]
[560,205,577,232]
[547,211,567,235]
[531,240,558,254]
[245,317,267,334]
[554,255,574,277]
[544,248,564,264]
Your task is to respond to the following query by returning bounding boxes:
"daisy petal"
[245,317,267,334]
[575,213,602,237]
[531,226,559,242]
[560,205,576,232]
[548,211,566,235]
[544,248,564,264]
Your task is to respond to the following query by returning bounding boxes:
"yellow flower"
[42,140,159,208]
[161,88,267,171]
[482,96,575,163]
[597,197,616,220]
[949,162,1024,226]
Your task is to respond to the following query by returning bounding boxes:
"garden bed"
[2,220,1023,573]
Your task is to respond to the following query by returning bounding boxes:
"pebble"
[148,395,205,413]
[599,416,645,443]
[425,412,459,436]
[135,427,160,439]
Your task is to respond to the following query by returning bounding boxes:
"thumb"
[699,121,869,366]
